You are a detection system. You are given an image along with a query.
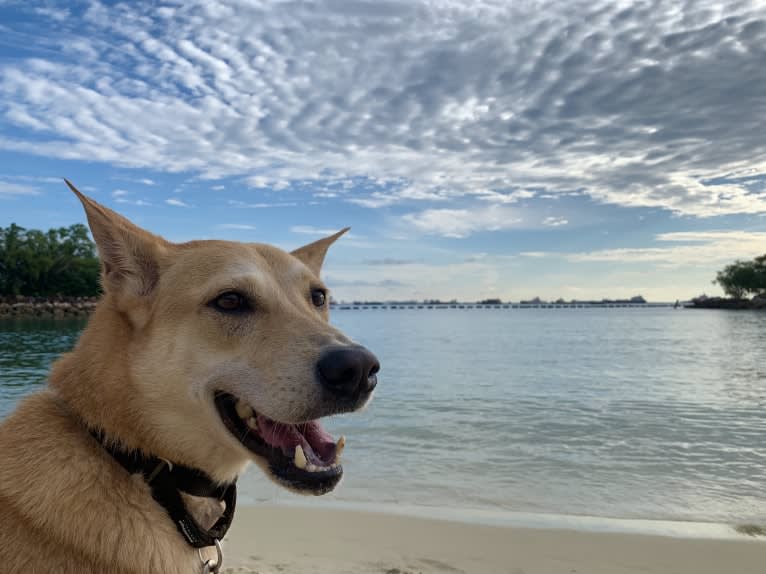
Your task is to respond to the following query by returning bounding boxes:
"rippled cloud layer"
[1,0,766,228]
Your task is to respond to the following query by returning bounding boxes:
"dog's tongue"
[256,414,339,465]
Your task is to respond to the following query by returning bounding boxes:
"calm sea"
[1,309,765,525]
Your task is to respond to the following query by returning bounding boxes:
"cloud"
[364,258,418,266]
[346,184,454,208]
[1,1,766,220]
[324,277,409,288]
[228,200,297,209]
[324,255,516,301]
[165,198,191,207]
[34,6,69,22]
[519,252,549,258]
[478,189,537,204]
[246,176,289,190]
[530,230,766,267]
[0,175,61,185]
[110,176,158,187]
[346,194,402,209]
[402,205,521,238]
[290,225,345,236]
[217,223,256,230]
[542,216,568,227]
[655,231,764,243]
[462,253,489,263]
[115,197,151,206]
[112,189,129,197]
[0,181,40,197]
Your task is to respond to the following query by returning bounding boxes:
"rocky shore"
[0,295,98,318]
[686,294,766,310]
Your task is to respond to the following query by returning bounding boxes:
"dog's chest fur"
[0,391,216,574]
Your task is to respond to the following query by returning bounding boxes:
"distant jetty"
[331,299,673,311]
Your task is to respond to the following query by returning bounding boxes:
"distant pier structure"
[331,298,674,311]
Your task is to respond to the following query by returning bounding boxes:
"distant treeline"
[0,224,100,297]
[714,255,766,299]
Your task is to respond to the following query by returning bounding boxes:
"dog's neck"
[49,302,155,451]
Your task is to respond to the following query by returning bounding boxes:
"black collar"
[90,428,237,549]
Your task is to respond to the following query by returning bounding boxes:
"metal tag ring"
[199,539,223,574]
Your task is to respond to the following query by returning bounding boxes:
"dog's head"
[65,181,378,495]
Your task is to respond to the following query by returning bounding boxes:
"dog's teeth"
[294,445,308,469]
[246,416,258,430]
[235,400,254,420]
[306,463,319,472]
[335,435,346,460]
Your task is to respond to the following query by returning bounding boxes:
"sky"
[1,0,765,303]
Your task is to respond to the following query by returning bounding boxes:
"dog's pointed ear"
[291,227,350,275]
[65,179,168,298]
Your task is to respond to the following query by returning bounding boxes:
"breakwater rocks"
[0,296,98,318]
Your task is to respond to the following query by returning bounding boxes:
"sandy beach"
[221,505,766,574]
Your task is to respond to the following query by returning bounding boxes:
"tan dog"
[0,181,379,573]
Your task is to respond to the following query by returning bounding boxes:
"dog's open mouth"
[214,392,344,494]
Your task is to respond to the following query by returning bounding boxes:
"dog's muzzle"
[213,344,379,495]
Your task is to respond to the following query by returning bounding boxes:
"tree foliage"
[0,223,101,296]
[714,255,766,299]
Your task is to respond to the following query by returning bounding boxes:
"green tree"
[714,255,766,299]
[0,223,101,296]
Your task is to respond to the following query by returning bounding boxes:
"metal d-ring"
[199,539,223,574]
[146,457,173,483]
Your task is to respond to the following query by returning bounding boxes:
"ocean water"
[1,309,765,525]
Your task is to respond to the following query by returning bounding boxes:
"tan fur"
[0,182,362,573]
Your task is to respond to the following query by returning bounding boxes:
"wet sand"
[221,505,766,574]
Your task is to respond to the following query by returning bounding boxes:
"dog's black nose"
[317,346,380,399]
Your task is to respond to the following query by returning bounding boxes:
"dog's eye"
[212,292,249,313]
[311,289,327,308]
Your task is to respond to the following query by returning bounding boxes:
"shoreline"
[0,295,97,318]
[238,498,762,540]
[222,504,766,574]
[685,295,766,310]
